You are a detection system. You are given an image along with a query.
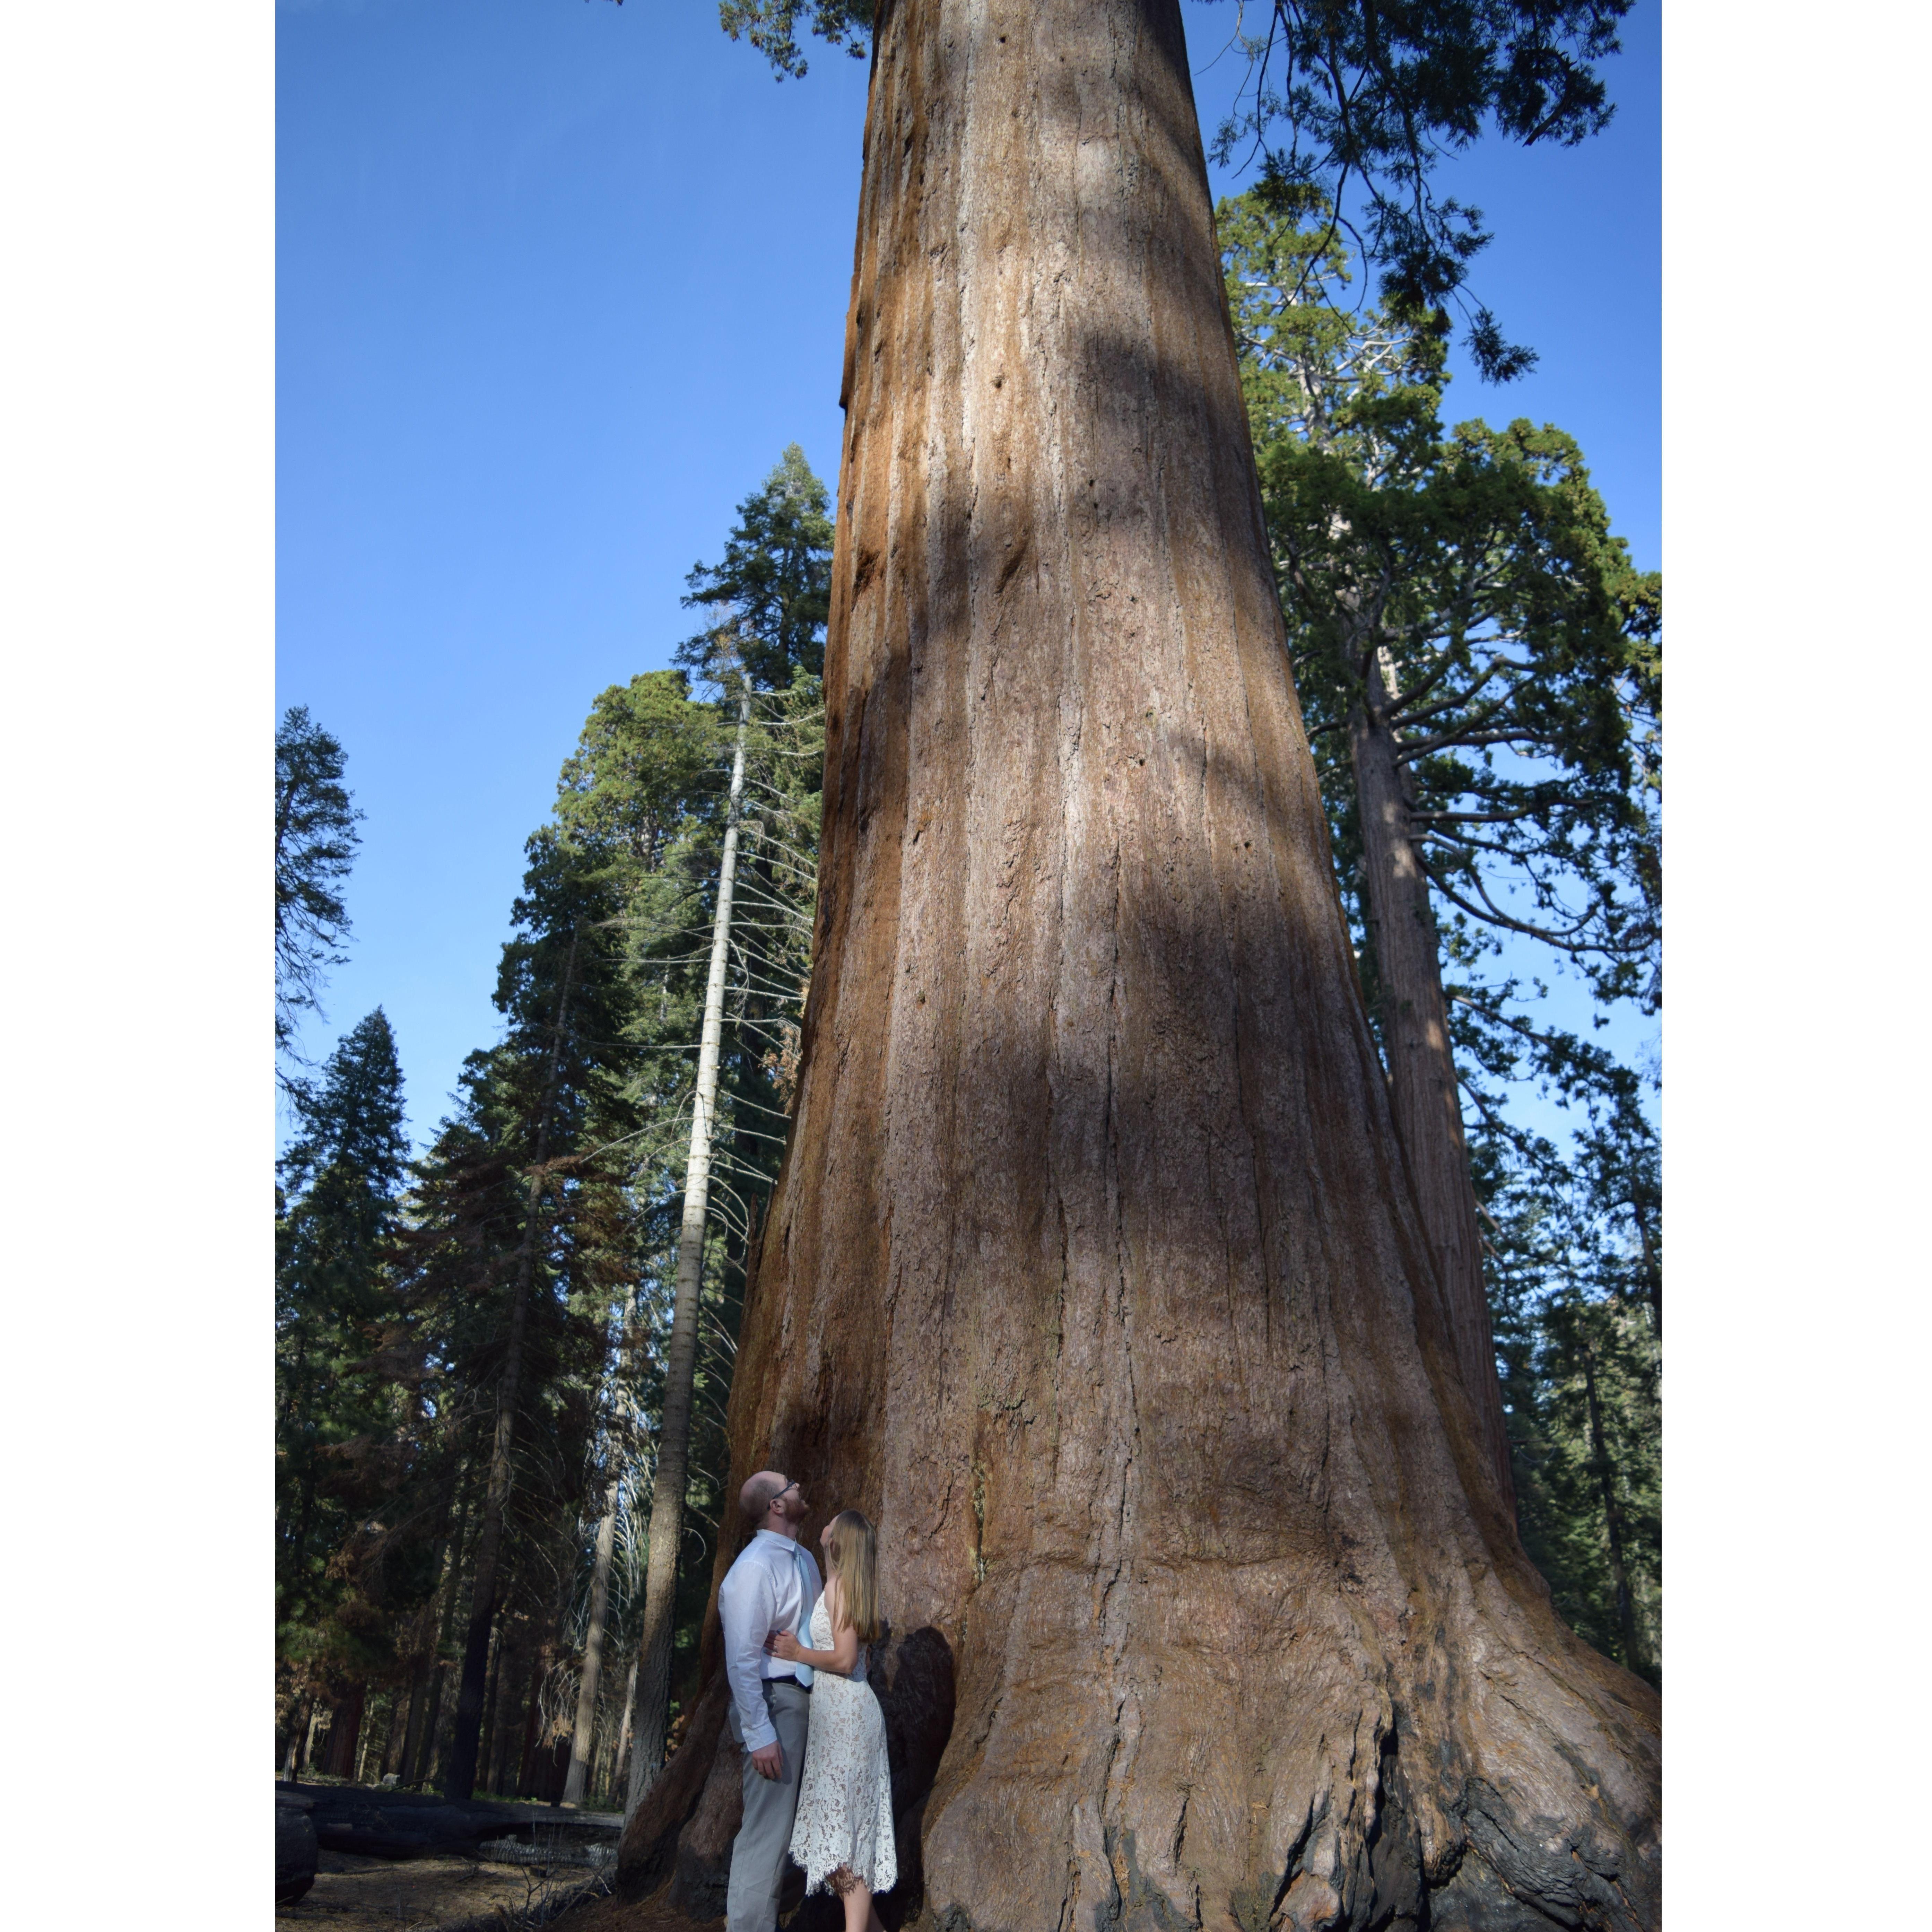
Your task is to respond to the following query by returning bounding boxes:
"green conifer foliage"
[1221,185,1658,1004]
[271,456,835,1800]
[678,443,835,689]
[1222,183,1661,1676]
[399,832,647,1799]
[1485,1101,1661,1683]
[711,0,1630,379]
[552,457,829,1763]
[275,706,363,1074]
[276,1010,410,1689]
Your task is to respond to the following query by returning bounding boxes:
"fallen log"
[277,1780,619,1862]
[275,1792,317,1905]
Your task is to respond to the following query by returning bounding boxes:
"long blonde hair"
[823,1510,881,1643]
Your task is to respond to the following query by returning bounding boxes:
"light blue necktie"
[789,1544,818,1686]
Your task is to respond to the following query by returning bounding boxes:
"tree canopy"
[1209,0,1632,378]
[275,452,834,1807]
[704,0,1633,379]
[1224,179,1661,1678]
[1223,183,1659,1011]
[276,1009,411,1686]
[677,441,836,690]
[276,705,362,1078]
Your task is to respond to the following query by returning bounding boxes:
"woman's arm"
[765,1578,860,1675]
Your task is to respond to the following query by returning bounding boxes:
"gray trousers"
[725,1678,811,1932]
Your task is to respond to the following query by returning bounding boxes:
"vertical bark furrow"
[1350,654,1518,1513]
[657,4,1662,1929]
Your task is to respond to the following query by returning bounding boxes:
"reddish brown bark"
[1350,652,1517,1508]
[323,1683,365,1782]
[627,3,1659,1926]
[517,1637,555,1799]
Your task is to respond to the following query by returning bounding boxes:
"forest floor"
[545,1886,716,1932]
[277,1848,626,1930]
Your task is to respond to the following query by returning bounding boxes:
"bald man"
[716,1468,821,1932]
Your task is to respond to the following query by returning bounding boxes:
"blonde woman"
[764,1509,896,1932]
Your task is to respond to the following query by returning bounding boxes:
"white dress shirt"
[718,1528,823,1753]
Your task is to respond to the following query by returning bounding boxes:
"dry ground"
[277,1849,619,1931]
[541,1886,717,1932]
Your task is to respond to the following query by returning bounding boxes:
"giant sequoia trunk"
[636,4,1661,1926]
[1349,648,1516,1508]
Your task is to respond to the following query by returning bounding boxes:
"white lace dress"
[787,1596,897,1897]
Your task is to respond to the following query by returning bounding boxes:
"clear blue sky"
[277,0,1659,1147]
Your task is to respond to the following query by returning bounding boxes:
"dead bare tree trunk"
[280,1691,312,1780]
[444,929,583,1801]
[624,694,752,1818]
[1350,644,1517,1506]
[299,1698,324,1779]
[563,1478,622,1806]
[608,1657,638,1808]
[627,4,1660,1927]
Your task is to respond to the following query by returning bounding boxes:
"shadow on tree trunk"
[627,2,1660,1928]
[619,1625,956,1931]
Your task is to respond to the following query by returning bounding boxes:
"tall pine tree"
[1222,183,1662,1680]
[388,830,645,1800]
[275,706,363,1085]
[1221,182,1659,1507]
[276,1009,410,1741]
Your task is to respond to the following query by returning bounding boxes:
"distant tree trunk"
[517,1637,555,1799]
[477,1620,505,1797]
[563,1478,621,1806]
[411,1473,470,1786]
[625,696,751,1818]
[324,1684,364,1781]
[487,1620,525,1799]
[280,1691,312,1780]
[444,931,582,1800]
[417,1665,450,1788]
[395,1663,430,1785]
[1349,643,1517,1506]
[300,1699,325,1778]
[384,1679,416,1780]
[638,4,1661,1927]
[1579,1323,1654,1680]
[392,1495,453,1785]
[608,1657,638,1809]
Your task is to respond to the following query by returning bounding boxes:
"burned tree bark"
[633,3,1661,1928]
